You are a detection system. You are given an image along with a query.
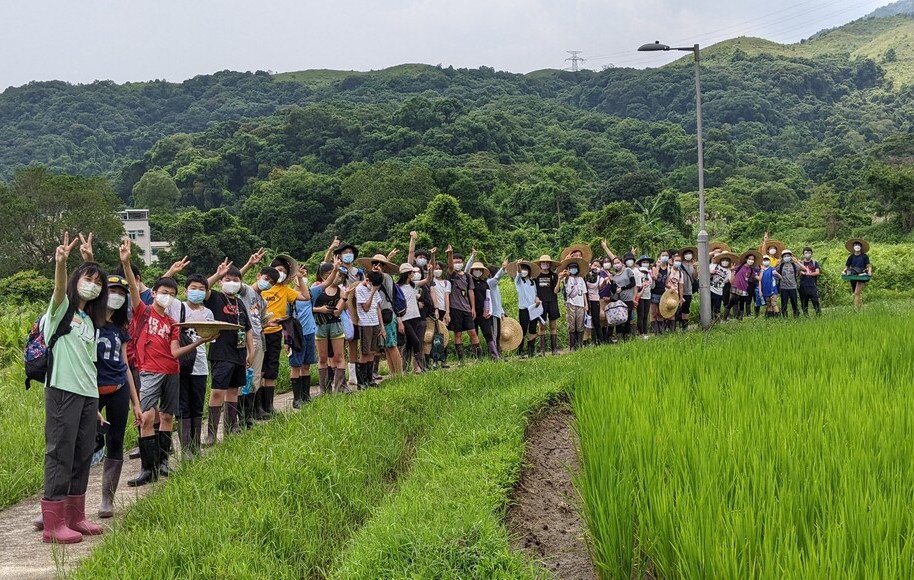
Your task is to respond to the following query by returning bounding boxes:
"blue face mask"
[187,289,206,304]
[569,267,579,275]
[257,279,272,291]
[341,253,355,264]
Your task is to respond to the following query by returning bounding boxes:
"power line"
[565,50,586,71]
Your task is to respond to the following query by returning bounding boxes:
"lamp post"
[638,41,711,330]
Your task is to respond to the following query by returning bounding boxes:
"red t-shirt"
[131,301,180,375]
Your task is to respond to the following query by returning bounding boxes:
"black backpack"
[178,303,197,375]
[24,302,77,390]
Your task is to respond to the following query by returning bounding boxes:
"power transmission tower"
[565,51,585,71]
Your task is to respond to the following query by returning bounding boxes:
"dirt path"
[0,389,302,579]
[508,404,597,580]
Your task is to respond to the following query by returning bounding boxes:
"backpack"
[282,301,305,352]
[380,282,407,319]
[430,321,446,365]
[178,303,197,375]
[24,303,77,390]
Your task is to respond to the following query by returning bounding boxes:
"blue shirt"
[760,267,778,298]
[96,324,130,386]
[295,287,318,336]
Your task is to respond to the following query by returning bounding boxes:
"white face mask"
[411,272,422,282]
[673,261,682,268]
[683,253,693,261]
[416,258,428,268]
[660,256,669,264]
[625,259,634,267]
[602,262,612,270]
[520,269,530,278]
[77,281,102,301]
[454,262,464,272]
[720,260,730,268]
[762,260,770,267]
[277,271,287,283]
[803,252,812,259]
[768,248,777,255]
[222,281,241,295]
[107,293,126,310]
[433,269,443,278]
[155,293,174,308]
[853,245,862,252]
[540,263,551,271]
[472,270,483,279]
[782,256,792,263]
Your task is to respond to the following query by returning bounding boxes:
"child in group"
[513,260,541,358]
[302,259,342,393]
[558,258,588,350]
[312,262,351,392]
[355,271,386,388]
[534,255,560,354]
[758,254,780,317]
[446,247,481,361]
[238,250,278,427]
[485,258,509,356]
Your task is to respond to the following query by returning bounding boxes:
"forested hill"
[1,11,914,279]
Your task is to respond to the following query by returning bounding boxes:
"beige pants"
[250,340,265,392]
[567,304,586,333]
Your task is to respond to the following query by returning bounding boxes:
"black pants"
[179,373,207,419]
[98,384,130,461]
[799,286,821,315]
[492,316,502,353]
[637,298,650,335]
[780,288,800,318]
[711,293,724,316]
[475,315,494,343]
[401,317,425,363]
[588,301,602,343]
[677,294,692,327]
[44,387,98,501]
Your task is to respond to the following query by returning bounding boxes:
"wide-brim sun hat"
[709,241,731,253]
[712,251,739,265]
[558,257,588,273]
[469,261,487,273]
[506,260,541,278]
[680,246,698,259]
[423,318,450,348]
[637,254,654,265]
[536,255,559,269]
[333,243,359,259]
[399,263,417,274]
[499,316,524,353]
[559,243,593,263]
[272,254,299,278]
[740,249,762,264]
[758,239,786,257]
[845,238,870,254]
[356,254,398,275]
[659,290,680,320]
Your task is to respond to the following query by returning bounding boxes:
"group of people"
[33,228,873,543]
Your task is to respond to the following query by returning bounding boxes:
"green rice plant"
[574,301,914,578]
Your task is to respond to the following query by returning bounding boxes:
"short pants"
[316,322,344,340]
[262,331,284,380]
[382,317,398,348]
[289,332,317,367]
[211,360,246,390]
[359,325,381,355]
[139,372,179,415]
[448,309,475,332]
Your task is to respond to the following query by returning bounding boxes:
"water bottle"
[242,367,254,396]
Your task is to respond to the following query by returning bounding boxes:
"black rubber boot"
[98,458,123,518]
[203,405,222,446]
[455,343,465,363]
[291,377,303,409]
[472,343,482,359]
[157,431,172,477]
[262,387,277,416]
[190,416,202,454]
[301,375,311,402]
[527,338,535,358]
[550,334,558,355]
[253,388,270,420]
[127,435,159,487]
[224,401,239,434]
[178,418,191,460]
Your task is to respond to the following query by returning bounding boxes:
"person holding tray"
[843,239,872,310]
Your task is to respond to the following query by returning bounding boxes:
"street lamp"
[638,41,711,330]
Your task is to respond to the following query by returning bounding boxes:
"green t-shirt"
[43,296,98,398]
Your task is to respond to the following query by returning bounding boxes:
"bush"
[0,271,52,306]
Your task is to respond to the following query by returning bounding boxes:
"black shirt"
[535,272,558,303]
[203,292,251,364]
[846,253,870,271]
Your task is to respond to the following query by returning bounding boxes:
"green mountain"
[2,8,914,278]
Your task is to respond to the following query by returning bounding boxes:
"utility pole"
[565,51,585,71]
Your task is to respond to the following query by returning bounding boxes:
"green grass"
[574,301,914,578]
[75,354,594,578]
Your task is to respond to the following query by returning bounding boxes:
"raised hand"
[430,247,437,254]
[330,236,340,249]
[502,257,509,269]
[78,232,94,262]
[248,247,266,266]
[169,255,191,273]
[446,244,453,253]
[215,258,232,278]
[56,231,79,263]
[410,230,418,240]
[119,237,132,263]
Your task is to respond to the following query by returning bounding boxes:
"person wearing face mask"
[677,247,698,330]
[608,256,637,340]
[446,246,482,362]
[429,261,452,366]
[406,230,432,274]
[727,252,757,320]
[653,251,683,333]
[535,255,561,355]
[237,250,279,426]
[484,259,510,357]
[649,251,671,334]
[310,263,351,392]
[512,259,541,358]
[397,253,435,372]
[758,254,780,317]
[798,247,821,316]
[843,239,872,310]
[734,250,761,318]
[260,254,311,417]
[709,252,737,318]
[328,240,364,387]
[773,249,801,318]
[35,232,112,544]
[119,239,212,488]
[557,257,588,350]
[469,260,500,359]
[759,232,785,268]
[584,260,603,346]
[165,274,214,459]
[635,256,654,338]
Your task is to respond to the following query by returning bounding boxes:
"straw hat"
[175,321,242,340]
[712,251,739,265]
[709,241,731,253]
[845,238,870,254]
[423,318,449,349]
[399,263,418,274]
[271,254,299,278]
[499,317,523,353]
[758,239,786,257]
[356,254,398,275]
[680,246,698,259]
[506,260,541,278]
[559,243,593,263]
[659,290,680,320]
[469,261,487,274]
[536,255,559,269]
[740,249,762,264]
[558,256,588,273]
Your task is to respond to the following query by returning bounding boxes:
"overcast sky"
[1,0,890,90]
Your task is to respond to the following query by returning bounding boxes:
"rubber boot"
[318,367,330,396]
[472,343,482,359]
[291,377,303,409]
[550,334,558,355]
[190,416,203,453]
[415,351,427,371]
[455,343,465,363]
[440,345,450,368]
[65,494,103,536]
[347,362,358,386]
[527,338,535,358]
[262,387,277,416]
[355,363,367,389]
[569,332,577,351]
[178,418,191,460]
[538,335,546,356]
[225,401,239,434]
[333,368,347,393]
[238,396,254,429]
[253,388,270,420]
[301,374,311,402]
[516,343,525,358]
[98,458,123,518]
[127,435,159,487]
[203,405,222,446]
[487,340,500,359]
[40,499,82,544]
[157,430,172,477]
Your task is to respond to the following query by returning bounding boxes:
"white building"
[118,209,171,265]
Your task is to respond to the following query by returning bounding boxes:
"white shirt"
[356,285,382,326]
[400,283,421,320]
[168,301,214,376]
[637,268,652,299]
[565,276,587,308]
[431,278,450,311]
[515,274,538,310]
